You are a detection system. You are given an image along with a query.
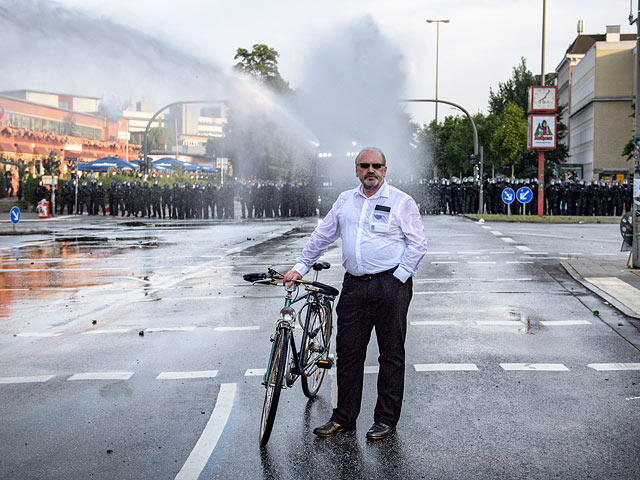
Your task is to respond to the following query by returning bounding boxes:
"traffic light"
[43,153,52,174]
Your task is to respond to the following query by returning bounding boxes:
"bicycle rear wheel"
[301,304,332,398]
[259,329,289,446]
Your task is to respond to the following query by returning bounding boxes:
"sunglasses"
[357,163,385,170]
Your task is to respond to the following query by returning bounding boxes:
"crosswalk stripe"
[68,372,134,381]
[414,363,478,371]
[157,371,218,380]
[541,320,592,326]
[0,375,55,384]
[500,363,570,371]
[587,363,640,371]
[81,328,132,335]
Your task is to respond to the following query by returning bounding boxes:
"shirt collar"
[356,181,389,200]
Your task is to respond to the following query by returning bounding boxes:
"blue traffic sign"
[9,206,20,224]
[516,187,533,204]
[501,187,515,205]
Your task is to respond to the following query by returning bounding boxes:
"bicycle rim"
[301,305,331,398]
[259,329,288,446]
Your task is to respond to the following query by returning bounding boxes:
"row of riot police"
[394,177,635,216]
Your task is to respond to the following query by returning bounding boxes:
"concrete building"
[555,25,636,181]
[122,101,165,146]
[167,103,226,156]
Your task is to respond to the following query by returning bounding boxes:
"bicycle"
[243,262,339,446]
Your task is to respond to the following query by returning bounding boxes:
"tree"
[488,57,537,116]
[491,102,528,178]
[234,44,292,94]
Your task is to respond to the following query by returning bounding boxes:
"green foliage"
[488,58,537,115]
[234,44,292,94]
[23,175,40,205]
[490,102,528,178]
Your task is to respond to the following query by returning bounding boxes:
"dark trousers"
[330,271,412,428]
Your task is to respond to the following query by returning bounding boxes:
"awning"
[0,142,16,153]
[33,146,48,155]
[14,144,33,154]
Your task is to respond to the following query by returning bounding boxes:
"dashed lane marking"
[213,326,260,331]
[541,320,592,326]
[467,261,496,264]
[490,251,516,254]
[458,251,482,254]
[81,328,133,335]
[516,246,532,252]
[477,320,523,326]
[68,372,134,381]
[330,366,379,375]
[501,237,516,243]
[414,363,479,372]
[157,371,219,380]
[481,226,492,229]
[175,383,236,480]
[500,363,570,371]
[430,261,458,264]
[0,375,55,384]
[425,251,451,255]
[490,231,503,236]
[587,363,640,371]
[14,332,63,337]
[245,369,266,376]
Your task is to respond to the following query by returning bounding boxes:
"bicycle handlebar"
[242,272,339,297]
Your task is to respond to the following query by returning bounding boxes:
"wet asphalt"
[1,215,639,480]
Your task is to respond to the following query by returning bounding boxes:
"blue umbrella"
[77,156,137,172]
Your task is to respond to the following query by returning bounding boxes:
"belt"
[345,266,398,281]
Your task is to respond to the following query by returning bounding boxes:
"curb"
[560,261,640,321]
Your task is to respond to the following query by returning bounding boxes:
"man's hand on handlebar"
[283,270,302,288]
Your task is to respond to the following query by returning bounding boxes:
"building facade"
[555,25,636,181]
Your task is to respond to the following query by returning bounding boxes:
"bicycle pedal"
[316,358,334,369]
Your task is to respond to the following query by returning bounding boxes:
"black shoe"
[366,422,395,440]
[313,421,354,437]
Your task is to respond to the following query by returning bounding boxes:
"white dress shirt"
[293,181,427,283]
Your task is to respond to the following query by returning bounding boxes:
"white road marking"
[490,231,503,236]
[175,383,236,480]
[81,328,132,335]
[490,251,516,254]
[245,368,266,376]
[430,261,458,264]
[506,261,534,264]
[410,320,458,326]
[467,261,496,264]
[0,375,55,384]
[516,246,532,252]
[14,332,63,337]
[213,326,260,332]
[481,226,492,229]
[425,251,451,255]
[0,288,30,291]
[414,363,479,372]
[329,366,378,376]
[477,320,522,326]
[500,363,570,371]
[458,251,482,254]
[625,396,640,401]
[541,320,592,326]
[501,237,516,243]
[525,252,549,255]
[68,372,134,381]
[157,371,219,380]
[587,363,640,371]
[145,327,197,333]
[331,368,338,408]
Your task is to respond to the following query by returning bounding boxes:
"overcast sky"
[36,1,640,124]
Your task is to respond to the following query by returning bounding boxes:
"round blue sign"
[501,187,515,205]
[516,187,533,204]
[10,206,21,224]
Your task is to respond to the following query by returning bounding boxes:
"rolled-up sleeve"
[393,197,427,283]
[293,195,344,276]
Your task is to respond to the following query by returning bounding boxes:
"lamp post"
[426,18,449,177]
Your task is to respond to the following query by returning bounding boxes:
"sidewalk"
[562,258,640,320]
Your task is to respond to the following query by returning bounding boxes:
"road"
[1,215,639,479]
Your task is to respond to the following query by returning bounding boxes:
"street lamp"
[426,19,449,126]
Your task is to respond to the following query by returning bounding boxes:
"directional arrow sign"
[10,206,20,224]
[501,187,515,205]
[516,186,533,204]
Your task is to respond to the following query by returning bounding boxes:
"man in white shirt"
[284,147,427,439]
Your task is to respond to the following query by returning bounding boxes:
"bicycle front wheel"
[301,304,332,398]
[259,329,289,446]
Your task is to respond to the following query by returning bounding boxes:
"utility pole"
[631,1,640,268]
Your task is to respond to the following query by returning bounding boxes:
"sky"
[46,0,636,125]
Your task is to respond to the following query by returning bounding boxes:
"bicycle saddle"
[312,261,331,271]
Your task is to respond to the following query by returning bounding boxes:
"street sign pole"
[632,1,640,268]
[538,150,544,217]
